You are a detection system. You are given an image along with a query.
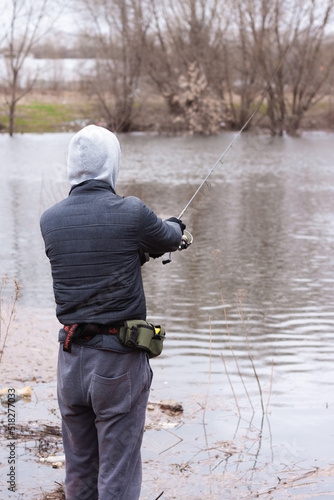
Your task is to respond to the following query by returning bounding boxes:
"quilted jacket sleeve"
[138,201,182,255]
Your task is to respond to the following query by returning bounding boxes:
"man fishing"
[40,124,186,500]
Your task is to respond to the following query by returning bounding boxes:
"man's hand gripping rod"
[162,228,193,265]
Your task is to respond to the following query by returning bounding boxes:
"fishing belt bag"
[118,320,166,359]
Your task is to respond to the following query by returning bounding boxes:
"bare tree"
[0,0,61,136]
[221,0,265,130]
[78,0,150,132]
[146,0,229,133]
[283,0,334,134]
[241,0,334,136]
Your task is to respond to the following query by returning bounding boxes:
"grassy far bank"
[0,90,333,134]
[0,92,99,134]
[0,90,172,134]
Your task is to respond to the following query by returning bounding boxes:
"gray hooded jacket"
[40,126,182,348]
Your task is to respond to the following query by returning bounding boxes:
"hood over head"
[67,125,121,190]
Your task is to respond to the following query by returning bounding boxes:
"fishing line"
[163,42,292,265]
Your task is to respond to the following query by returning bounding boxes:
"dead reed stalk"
[266,359,274,414]
[0,275,20,364]
[213,251,254,413]
[202,317,213,424]
[235,289,265,414]
[220,350,241,418]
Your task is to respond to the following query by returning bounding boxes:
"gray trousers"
[57,344,152,500]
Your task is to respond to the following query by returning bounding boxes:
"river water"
[0,131,334,499]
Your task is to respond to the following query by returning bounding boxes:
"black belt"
[63,323,121,353]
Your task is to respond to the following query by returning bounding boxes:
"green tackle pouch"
[118,320,166,358]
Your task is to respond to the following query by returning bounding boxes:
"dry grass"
[40,484,65,500]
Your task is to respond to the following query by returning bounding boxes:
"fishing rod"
[162,42,292,265]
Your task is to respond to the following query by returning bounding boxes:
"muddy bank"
[1,373,334,500]
[0,89,333,135]
[0,387,185,500]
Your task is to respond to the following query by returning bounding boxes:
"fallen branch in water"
[0,423,61,440]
